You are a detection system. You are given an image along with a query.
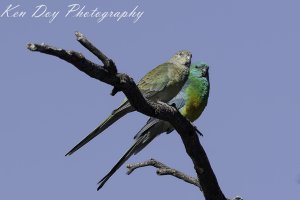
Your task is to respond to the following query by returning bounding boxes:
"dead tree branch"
[127,158,201,188]
[27,32,228,200]
[126,159,243,200]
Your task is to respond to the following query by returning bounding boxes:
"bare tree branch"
[127,158,201,188]
[27,32,228,200]
[126,159,243,200]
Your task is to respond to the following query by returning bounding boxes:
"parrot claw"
[170,103,180,112]
[193,124,203,137]
[170,103,177,108]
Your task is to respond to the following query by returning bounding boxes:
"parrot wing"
[137,62,177,99]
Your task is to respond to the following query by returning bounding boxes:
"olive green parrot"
[65,50,192,156]
[97,62,210,190]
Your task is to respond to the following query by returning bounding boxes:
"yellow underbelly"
[182,98,205,122]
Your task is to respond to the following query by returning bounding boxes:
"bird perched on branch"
[65,50,192,156]
[97,62,210,190]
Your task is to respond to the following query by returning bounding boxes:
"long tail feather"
[97,134,148,190]
[97,119,165,190]
[133,118,160,140]
[65,102,133,156]
[97,119,168,190]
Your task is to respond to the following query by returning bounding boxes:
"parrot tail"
[97,118,167,190]
[65,101,133,156]
[97,134,152,190]
[133,117,160,140]
[97,125,159,190]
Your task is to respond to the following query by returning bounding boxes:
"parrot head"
[190,62,209,80]
[169,50,192,66]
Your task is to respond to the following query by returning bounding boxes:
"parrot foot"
[170,102,180,111]
[193,124,203,137]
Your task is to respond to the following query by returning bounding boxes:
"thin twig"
[127,158,201,189]
[75,31,117,76]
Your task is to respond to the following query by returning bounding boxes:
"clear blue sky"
[0,0,299,199]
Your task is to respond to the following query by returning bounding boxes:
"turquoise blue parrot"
[65,50,192,156]
[97,62,210,190]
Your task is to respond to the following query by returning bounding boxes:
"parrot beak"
[201,65,209,77]
[186,55,192,65]
[202,65,209,71]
